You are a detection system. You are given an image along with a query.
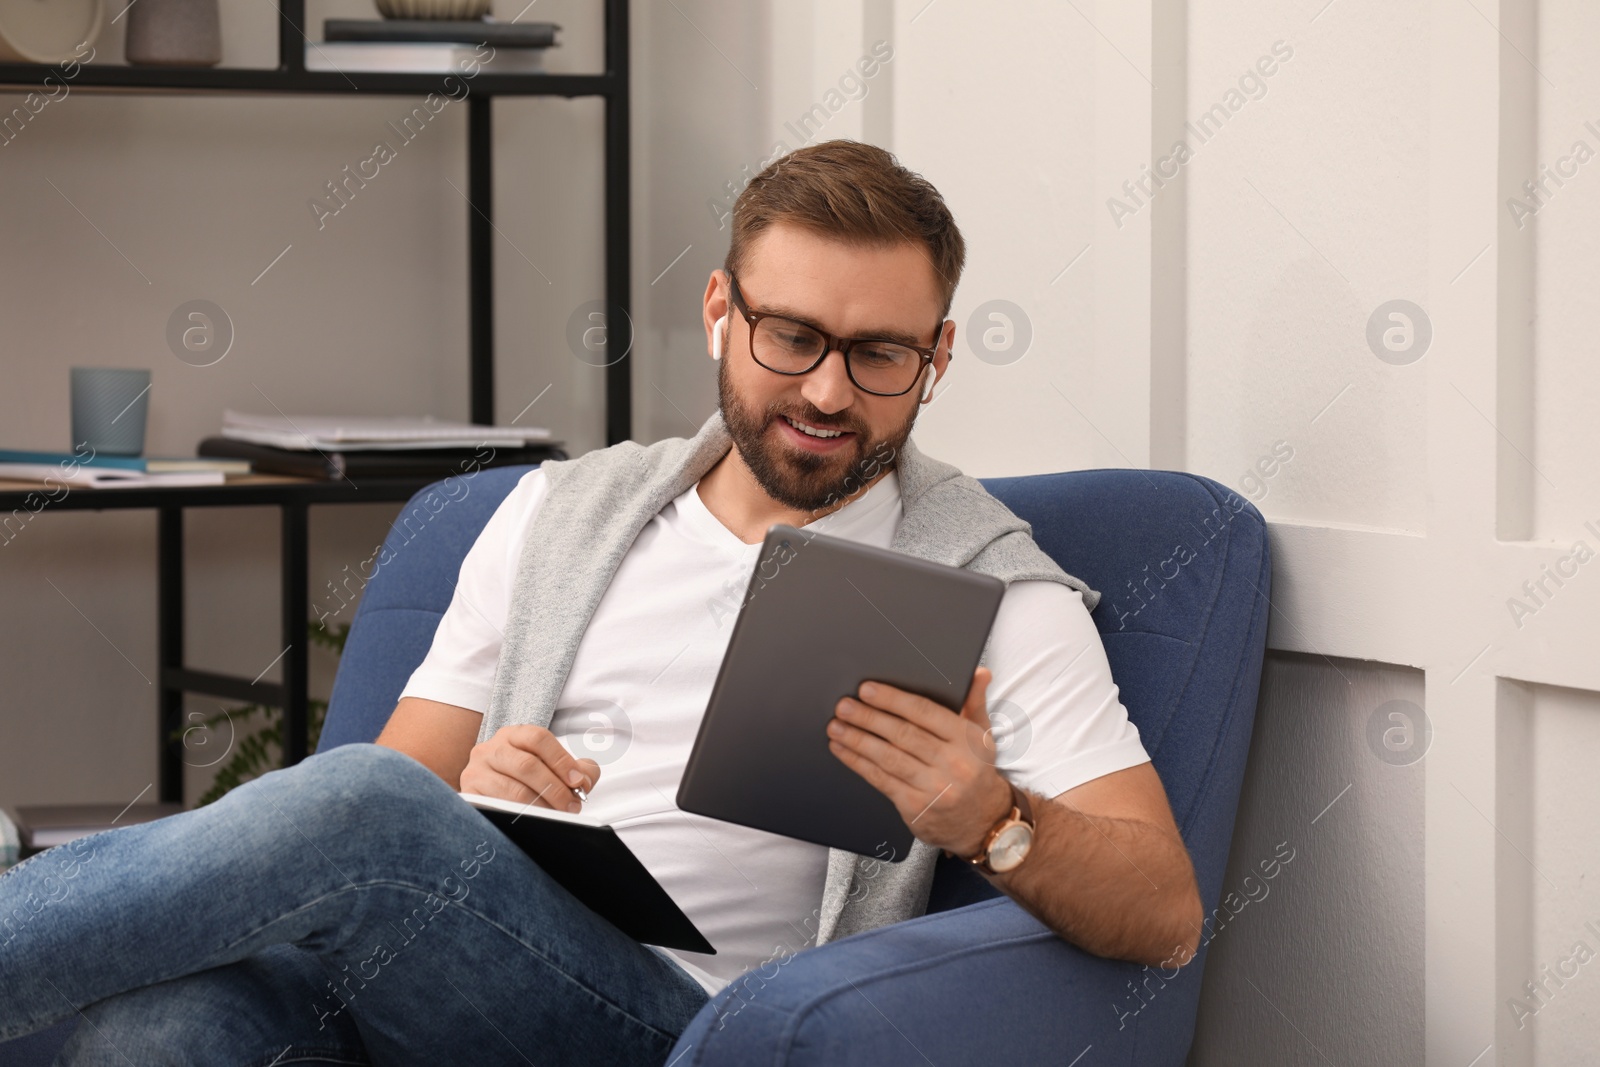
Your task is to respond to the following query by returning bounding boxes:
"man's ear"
[921,320,956,403]
[702,270,731,363]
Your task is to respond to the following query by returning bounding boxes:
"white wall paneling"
[884,1,1598,1063]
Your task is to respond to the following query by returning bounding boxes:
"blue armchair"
[3,463,1269,1066]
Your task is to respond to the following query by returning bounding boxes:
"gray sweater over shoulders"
[481,410,1097,947]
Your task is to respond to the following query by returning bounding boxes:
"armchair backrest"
[977,471,1270,918]
[320,465,1272,930]
[319,465,538,750]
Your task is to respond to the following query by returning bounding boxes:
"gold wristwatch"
[963,782,1035,875]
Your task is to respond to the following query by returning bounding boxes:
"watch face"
[988,823,1033,873]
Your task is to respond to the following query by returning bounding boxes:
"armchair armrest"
[665,897,1207,1067]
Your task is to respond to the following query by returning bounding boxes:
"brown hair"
[724,140,966,319]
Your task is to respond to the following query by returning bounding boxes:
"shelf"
[0,472,446,801]
[0,64,620,98]
[0,463,552,800]
[1,0,632,444]
[0,473,440,511]
[0,0,625,103]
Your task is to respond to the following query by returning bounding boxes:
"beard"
[716,354,919,513]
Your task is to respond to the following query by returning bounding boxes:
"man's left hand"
[826,666,1014,860]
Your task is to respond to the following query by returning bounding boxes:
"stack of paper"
[221,411,552,452]
[308,18,559,74]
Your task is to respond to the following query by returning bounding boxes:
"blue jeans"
[0,744,710,1065]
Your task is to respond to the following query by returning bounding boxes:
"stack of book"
[0,449,247,488]
[307,18,560,74]
[199,410,565,480]
[0,413,565,487]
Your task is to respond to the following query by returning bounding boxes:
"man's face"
[706,223,953,513]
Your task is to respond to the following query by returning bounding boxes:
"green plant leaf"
[193,617,344,807]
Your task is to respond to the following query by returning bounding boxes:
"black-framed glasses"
[727,273,946,397]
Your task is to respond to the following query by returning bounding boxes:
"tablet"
[676,524,1005,861]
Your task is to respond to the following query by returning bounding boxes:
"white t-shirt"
[400,466,1149,996]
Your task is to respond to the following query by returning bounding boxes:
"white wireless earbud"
[711,315,727,361]
[919,365,936,402]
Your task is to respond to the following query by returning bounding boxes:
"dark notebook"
[324,18,560,48]
[461,793,714,955]
[198,436,566,481]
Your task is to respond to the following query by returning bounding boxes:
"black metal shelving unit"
[2,0,632,443]
[0,0,630,803]
[0,475,440,802]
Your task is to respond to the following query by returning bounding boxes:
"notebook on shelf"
[0,462,225,488]
[0,448,249,475]
[305,41,547,74]
[198,436,565,481]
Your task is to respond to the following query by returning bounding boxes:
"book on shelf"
[324,18,560,48]
[306,41,547,74]
[3,802,185,854]
[220,410,553,452]
[198,436,566,481]
[0,448,249,475]
[0,462,226,488]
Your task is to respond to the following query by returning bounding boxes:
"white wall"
[840,1,1593,1064]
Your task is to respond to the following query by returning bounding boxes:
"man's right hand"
[458,724,601,813]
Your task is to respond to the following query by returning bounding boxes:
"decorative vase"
[125,0,220,67]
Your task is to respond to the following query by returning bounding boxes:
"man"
[0,140,1201,1064]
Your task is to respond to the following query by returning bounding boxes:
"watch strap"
[965,781,1034,873]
